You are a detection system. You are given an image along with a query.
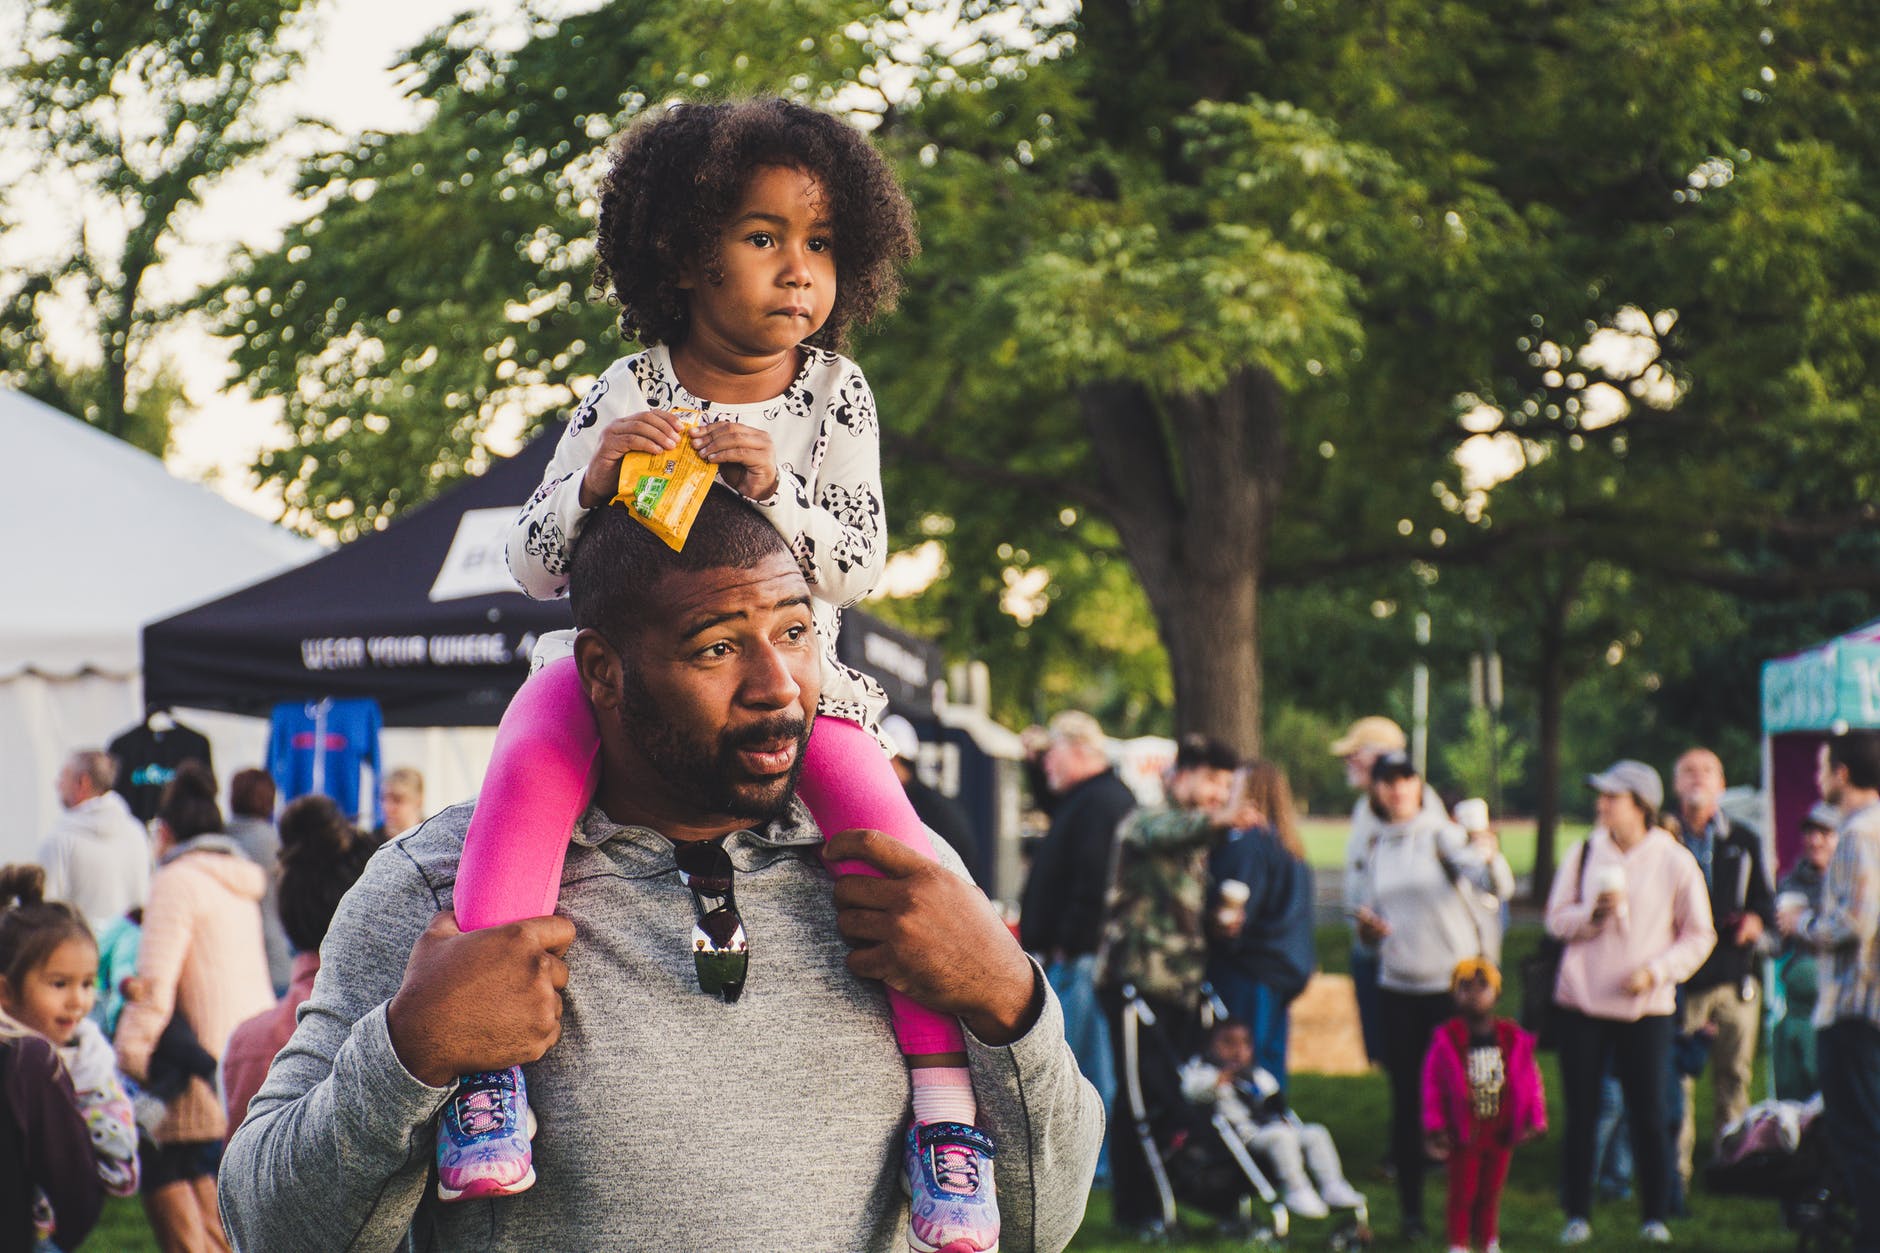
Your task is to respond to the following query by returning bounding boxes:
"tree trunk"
[1076,366,1285,759]
[1529,564,1583,902]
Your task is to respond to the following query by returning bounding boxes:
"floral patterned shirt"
[506,344,888,730]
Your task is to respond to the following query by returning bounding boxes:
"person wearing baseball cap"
[1769,802,1843,1102]
[1547,759,1716,1246]
[1335,719,1442,1078]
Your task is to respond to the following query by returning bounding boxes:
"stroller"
[1114,982,1371,1248]
[1703,1097,1853,1253]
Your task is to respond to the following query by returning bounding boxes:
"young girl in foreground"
[0,864,139,1247]
[445,98,998,1253]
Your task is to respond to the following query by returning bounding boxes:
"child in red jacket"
[1422,957,1546,1253]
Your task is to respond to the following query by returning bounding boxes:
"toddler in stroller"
[1114,988,1370,1246]
[1181,1018,1368,1221]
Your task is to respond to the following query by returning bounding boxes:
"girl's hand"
[578,412,685,508]
[1623,966,1656,996]
[691,420,779,502]
[1423,1130,1451,1161]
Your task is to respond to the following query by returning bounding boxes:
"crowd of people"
[6,91,1878,1253]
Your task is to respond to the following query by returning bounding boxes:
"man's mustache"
[722,716,809,752]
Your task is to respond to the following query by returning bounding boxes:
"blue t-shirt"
[267,699,383,827]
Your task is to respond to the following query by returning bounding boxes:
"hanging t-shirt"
[108,720,214,822]
[266,699,383,828]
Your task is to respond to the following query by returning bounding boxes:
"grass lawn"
[1300,815,1593,880]
[88,926,1797,1253]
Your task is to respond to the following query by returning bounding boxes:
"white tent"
[0,390,318,863]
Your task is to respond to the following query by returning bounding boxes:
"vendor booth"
[1760,616,1880,872]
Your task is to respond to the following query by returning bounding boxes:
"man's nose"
[741,641,802,708]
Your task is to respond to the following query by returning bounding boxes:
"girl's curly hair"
[594,98,918,353]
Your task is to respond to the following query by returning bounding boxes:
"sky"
[6,0,549,517]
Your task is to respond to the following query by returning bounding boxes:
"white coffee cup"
[1776,889,1810,916]
[1218,879,1252,908]
[1592,865,1626,897]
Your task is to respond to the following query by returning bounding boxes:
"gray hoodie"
[220,799,1103,1252]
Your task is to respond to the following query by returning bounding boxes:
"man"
[1018,709,1138,1127]
[1667,747,1773,1193]
[1094,733,1240,1237]
[227,766,293,992]
[882,713,986,888]
[1779,730,1880,1252]
[1332,716,1440,1068]
[37,749,150,929]
[222,491,1101,1252]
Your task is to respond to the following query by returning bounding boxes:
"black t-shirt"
[108,721,213,821]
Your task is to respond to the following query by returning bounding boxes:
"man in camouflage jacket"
[1095,735,1243,1237]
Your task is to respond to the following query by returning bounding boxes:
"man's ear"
[574,628,624,711]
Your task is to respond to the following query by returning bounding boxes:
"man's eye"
[700,642,734,659]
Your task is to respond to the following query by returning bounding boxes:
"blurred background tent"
[0,389,317,863]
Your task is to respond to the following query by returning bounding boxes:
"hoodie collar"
[569,796,825,874]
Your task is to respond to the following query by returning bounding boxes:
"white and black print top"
[1466,1032,1506,1122]
[507,344,889,731]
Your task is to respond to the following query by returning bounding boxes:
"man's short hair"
[569,484,795,643]
[1174,734,1238,774]
[68,750,115,792]
[1829,730,1880,793]
[1046,710,1106,752]
[382,766,424,800]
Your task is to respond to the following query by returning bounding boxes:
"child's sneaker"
[904,1120,999,1252]
[437,1066,537,1202]
[1282,1183,1330,1219]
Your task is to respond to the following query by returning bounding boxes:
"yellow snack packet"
[611,407,720,551]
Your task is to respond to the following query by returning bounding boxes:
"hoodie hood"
[165,837,267,902]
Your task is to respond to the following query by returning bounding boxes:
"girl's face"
[1,937,98,1044]
[681,164,836,362]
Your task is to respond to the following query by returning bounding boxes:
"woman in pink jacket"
[1422,957,1545,1253]
[1545,760,1715,1247]
[115,763,274,1253]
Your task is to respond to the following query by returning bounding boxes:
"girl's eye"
[807,237,832,253]
[746,231,774,248]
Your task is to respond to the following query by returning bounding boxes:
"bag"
[1519,840,1589,1051]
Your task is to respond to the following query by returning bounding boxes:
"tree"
[0,0,313,452]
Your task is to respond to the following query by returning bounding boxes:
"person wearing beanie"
[1422,958,1546,1253]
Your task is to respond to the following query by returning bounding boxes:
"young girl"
[452,98,997,1253]
[1421,958,1546,1253]
[0,864,140,1246]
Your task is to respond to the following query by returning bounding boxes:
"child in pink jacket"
[1423,958,1546,1253]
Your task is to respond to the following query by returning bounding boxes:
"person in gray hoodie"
[1350,752,1510,1241]
[220,489,1103,1253]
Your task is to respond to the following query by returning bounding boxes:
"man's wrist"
[961,955,1044,1046]
[386,994,456,1089]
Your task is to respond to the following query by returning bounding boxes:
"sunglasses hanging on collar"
[674,838,749,1002]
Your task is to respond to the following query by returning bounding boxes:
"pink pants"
[1446,1136,1511,1249]
[455,657,966,1057]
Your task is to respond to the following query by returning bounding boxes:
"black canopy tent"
[143,432,572,726]
[144,431,945,727]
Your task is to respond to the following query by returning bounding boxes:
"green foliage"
[1440,706,1530,807]
[0,0,311,446]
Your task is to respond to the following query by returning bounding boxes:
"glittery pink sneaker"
[905,1120,999,1253]
[436,1067,537,1202]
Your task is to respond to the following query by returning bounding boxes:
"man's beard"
[617,671,810,822]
